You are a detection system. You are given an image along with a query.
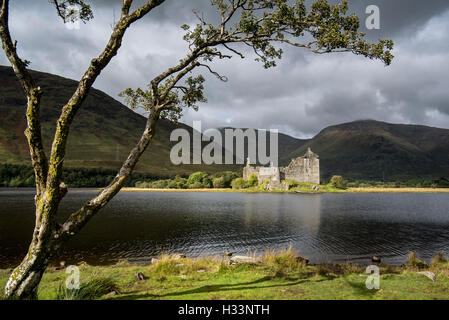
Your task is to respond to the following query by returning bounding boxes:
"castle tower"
[282,147,320,184]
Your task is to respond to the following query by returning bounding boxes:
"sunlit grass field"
[2,249,448,300]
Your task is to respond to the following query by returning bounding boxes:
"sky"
[1,0,449,138]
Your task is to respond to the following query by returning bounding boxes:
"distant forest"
[1,164,448,189]
[0,164,163,188]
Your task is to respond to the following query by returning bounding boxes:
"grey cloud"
[342,0,449,38]
[92,0,449,37]
[1,1,449,139]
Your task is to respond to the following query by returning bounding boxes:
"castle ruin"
[243,147,320,187]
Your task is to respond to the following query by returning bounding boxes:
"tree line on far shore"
[0,164,159,188]
[135,171,243,189]
[1,164,448,189]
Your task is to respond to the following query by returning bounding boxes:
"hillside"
[217,120,449,181]
[0,66,237,176]
[1,66,448,181]
[287,120,449,180]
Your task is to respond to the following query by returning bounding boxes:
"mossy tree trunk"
[3,107,161,299]
[0,0,164,299]
[4,225,58,299]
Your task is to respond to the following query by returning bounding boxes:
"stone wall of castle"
[243,148,320,185]
[281,148,320,184]
[243,165,259,181]
[243,164,280,184]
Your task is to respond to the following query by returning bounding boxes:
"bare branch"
[220,0,245,35]
[172,86,188,93]
[0,0,48,196]
[159,61,200,103]
[150,46,205,101]
[198,63,228,82]
[121,0,133,18]
[127,0,164,24]
[50,0,66,22]
[222,43,245,59]
[193,9,207,25]
[204,48,232,60]
[1,0,34,93]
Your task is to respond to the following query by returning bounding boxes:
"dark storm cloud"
[341,0,449,37]
[1,0,449,138]
[92,0,449,35]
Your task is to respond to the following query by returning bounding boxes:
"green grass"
[2,251,449,300]
[56,277,119,300]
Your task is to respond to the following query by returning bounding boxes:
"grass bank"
[2,249,448,300]
[346,187,449,193]
[121,186,449,194]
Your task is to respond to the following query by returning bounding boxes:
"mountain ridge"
[287,119,449,180]
[0,65,237,176]
[1,66,448,181]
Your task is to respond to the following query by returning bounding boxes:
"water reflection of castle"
[242,192,322,236]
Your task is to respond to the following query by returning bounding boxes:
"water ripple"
[1,190,449,267]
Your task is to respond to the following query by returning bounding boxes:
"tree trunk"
[3,110,160,300]
[0,0,165,300]
[3,238,57,299]
[4,251,52,300]
[3,197,61,300]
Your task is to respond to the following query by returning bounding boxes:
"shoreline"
[2,187,448,194]
[121,187,449,193]
[0,255,421,271]
[0,254,435,270]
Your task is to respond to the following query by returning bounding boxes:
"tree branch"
[121,0,133,18]
[45,0,164,197]
[150,46,206,103]
[0,0,48,196]
[50,0,66,22]
[57,108,161,239]
[50,0,94,23]
[222,43,245,58]
[198,63,228,82]
[159,61,200,103]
